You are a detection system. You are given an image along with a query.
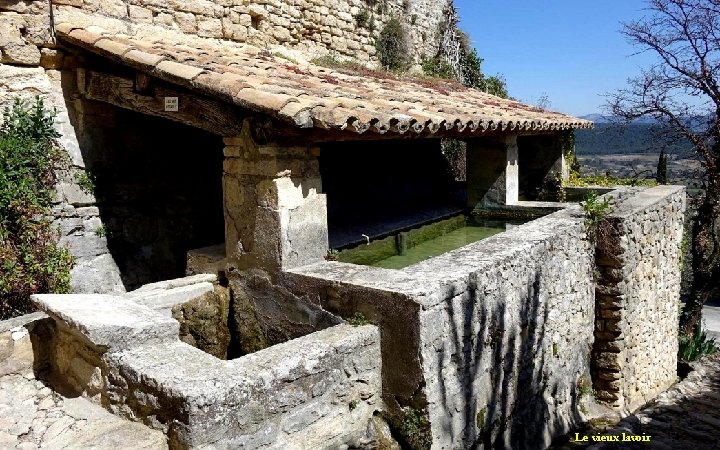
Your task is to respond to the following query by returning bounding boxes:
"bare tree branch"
[611,0,720,335]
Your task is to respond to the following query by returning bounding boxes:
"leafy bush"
[354,9,372,29]
[0,97,74,320]
[568,171,657,188]
[376,17,410,71]
[679,322,717,362]
[581,191,612,240]
[420,56,455,79]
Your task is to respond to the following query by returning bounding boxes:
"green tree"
[609,0,720,335]
[656,149,668,184]
[433,5,509,97]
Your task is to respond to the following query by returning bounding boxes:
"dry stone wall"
[288,186,685,449]
[592,185,686,412]
[33,0,449,64]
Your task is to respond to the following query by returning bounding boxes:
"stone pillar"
[466,135,519,208]
[591,186,686,412]
[222,122,328,272]
[517,134,567,199]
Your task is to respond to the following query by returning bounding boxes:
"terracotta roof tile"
[124,49,165,69]
[67,29,104,46]
[94,38,132,58]
[56,23,593,136]
[155,60,205,83]
[234,89,298,113]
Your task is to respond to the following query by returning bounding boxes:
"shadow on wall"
[438,269,585,449]
[66,95,225,290]
[320,139,465,241]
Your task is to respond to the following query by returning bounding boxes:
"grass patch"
[679,322,717,362]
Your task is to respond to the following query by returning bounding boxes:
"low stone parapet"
[29,293,383,449]
[105,325,382,449]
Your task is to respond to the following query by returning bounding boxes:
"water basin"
[337,215,530,270]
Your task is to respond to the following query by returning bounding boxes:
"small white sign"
[164,97,179,112]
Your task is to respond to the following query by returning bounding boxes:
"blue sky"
[454,0,656,116]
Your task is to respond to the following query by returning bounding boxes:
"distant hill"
[579,114,612,123]
[575,122,693,156]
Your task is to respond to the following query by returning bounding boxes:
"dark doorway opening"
[77,101,225,289]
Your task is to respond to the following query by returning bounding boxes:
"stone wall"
[287,186,685,449]
[31,293,384,450]
[2,0,449,67]
[409,207,595,449]
[592,185,686,412]
[288,204,596,449]
[105,325,382,450]
[0,63,126,294]
[0,312,47,378]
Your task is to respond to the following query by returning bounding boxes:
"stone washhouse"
[0,1,686,449]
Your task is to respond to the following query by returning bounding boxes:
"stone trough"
[30,288,383,450]
[18,184,687,450]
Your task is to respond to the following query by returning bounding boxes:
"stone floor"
[0,372,167,450]
[589,352,720,450]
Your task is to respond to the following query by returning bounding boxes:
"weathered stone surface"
[0,14,41,65]
[69,254,126,295]
[104,324,382,449]
[0,313,48,377]
[171,286,231,359]
[0,329,33,377]
[31,294,179,351]
[228,268,341,355]
[592,186,685,412]
[0,372,167,450]
[186,244,226,276]
[126,282,214,313]
[132,274,216,293]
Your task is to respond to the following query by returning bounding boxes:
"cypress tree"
[656,150,668,184]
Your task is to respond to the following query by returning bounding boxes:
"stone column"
[466,134,519,208]
[222,122,328,272]
[517,134,567,199]
[591,186,686,412]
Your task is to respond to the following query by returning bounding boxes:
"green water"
[370,222,510,270]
